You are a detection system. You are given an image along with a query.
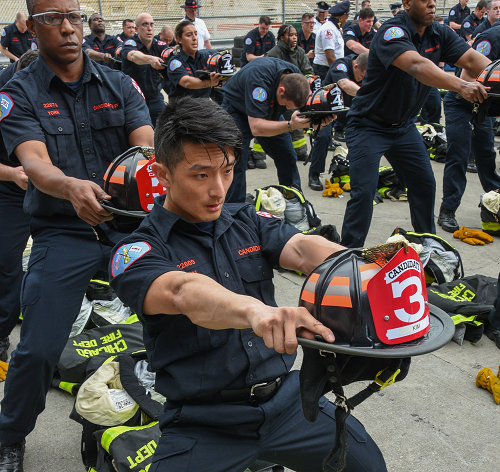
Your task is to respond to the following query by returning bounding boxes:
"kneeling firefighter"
[298,241,455,472]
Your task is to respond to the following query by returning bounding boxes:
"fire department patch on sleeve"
[463,21,471,29]
[476,40,492,56]
[256,210,282,220]
[383,27,405,41]
[449,9,455,16]
[170,58,182,71]
[0,93,14,122]
[252,87,267,101]
[130,78,145,99]
[346,30,355,36]
[111,242,152,277]
[325,29,334,39]
[124,39,137,46]
[336,63,348,72]
[1,29,5,37]
[245,37,252,45]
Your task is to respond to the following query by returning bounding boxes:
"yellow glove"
[0,360,8,382]
[476,368,500,404]
[453,226,494,245]
[322,179,343,198]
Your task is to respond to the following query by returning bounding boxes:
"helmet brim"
[298,107,350,118]
[297,303,454,358]
[99,200,148,219]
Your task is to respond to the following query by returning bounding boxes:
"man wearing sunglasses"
[0,1,154,470]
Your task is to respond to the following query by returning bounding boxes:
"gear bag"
[391,227,464,284]
[480,190,500,237]
[254,184,321,231]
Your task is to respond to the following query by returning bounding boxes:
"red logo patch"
[131,78,145,99]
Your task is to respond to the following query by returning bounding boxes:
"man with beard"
[82,12,120,67]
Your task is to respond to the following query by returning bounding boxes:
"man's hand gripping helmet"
[300,83,348,125]
[471,59,500,126]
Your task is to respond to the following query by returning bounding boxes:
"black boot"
[0,337,9,363]
[467,155,477,173]
[308,173,323,191]
[0,440,25,472]
[437,203,459,233]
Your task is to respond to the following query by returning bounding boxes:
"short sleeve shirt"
[1,23,34,62]
[448,3,471,32]
[167,48,211,99]
[240,27,276,67]
[348,12,469,124]
[82,33,121,67]
[342,23,376,56]
[222,57,300,119]
[0,53,151,217]
[314,19,344,67]
[313,17,325,34]
[121,36,169,99]
[298,29,316,57]
[0,61,18,166]
[109,197,299,401]
[324,54,361,108]
[460,13,484,37]
[193,17,211,50]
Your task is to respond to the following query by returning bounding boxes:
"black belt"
[217,377,283,404]
[367,112,406,128]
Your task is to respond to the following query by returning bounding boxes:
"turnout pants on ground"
[150,371,386,472]
[0,216,121,445]
[0,181,30,339]
[442,92,500,212]
[341,117,436,248]
[223,103,301,203]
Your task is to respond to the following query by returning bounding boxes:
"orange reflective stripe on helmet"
[359,263,380,291]
[322,276,352,307]
[300,272,319,304]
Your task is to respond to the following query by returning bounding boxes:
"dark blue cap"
[329,0,351,16]
[316,1,331,12]
[390,2,402,10]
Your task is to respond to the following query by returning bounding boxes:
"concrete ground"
[1,136,499,471]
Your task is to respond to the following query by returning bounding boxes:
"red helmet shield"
[367,247,430,345]
[136,158,166,212]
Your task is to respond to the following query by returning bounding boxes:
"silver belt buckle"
[249,382,268,402]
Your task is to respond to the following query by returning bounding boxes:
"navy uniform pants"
[0,181,30,338]
[442,92,500,212]
[150,371,387,472]
[419,87,442,125]
[310,123,333,174]
[341,117,436,248]
[0,215,122,445]
[146,93,166,128]
[223,103,301,203]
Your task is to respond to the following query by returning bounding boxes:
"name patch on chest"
[383,27,405,41]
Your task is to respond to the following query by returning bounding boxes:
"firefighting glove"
[0,360,8,382]
[476,367,500,404]
[322,180,343,198]
[453,227,494,246]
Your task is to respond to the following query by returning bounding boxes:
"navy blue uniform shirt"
[460,13,484,37]
[324,54,361,108]
[121,36,169,99]
[109,196,299,401]
[298,29,316,64]
[167,48,211,98]
[342,22,375,56]
[448,2,471,32]
[223,57,300,120]
[472,18,496,38]
[0,62,18,166]
[82,33,121,67]
[241,27,276,67]
[0,53,151,217]
[1,22,34,62]
[348,12,469,124]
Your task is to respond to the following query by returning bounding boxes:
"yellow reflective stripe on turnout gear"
[101,422,159,453]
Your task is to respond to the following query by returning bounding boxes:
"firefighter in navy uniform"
[308,53,368,191]
[0,1,154,469]
[298,12,316,67]
[222,57,319,203]
[340,0,491,249]
[471,0,500,38]
[448,0,471,34]
[438,26,500,233]
[117,18,135,42]
[343,8,376,56]
[0,50,39,364]
[109,95,388,472]
[460,0,487,40]
[313,1,331,34]
[314,0,350,82]
[82,13,120,68]
[167,20,220,99]
[0,12,34,63]
[121,12,169,126]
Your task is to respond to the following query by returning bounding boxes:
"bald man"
[156,24,176,46]
[0,12,35,62]
[121,12,170,125]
